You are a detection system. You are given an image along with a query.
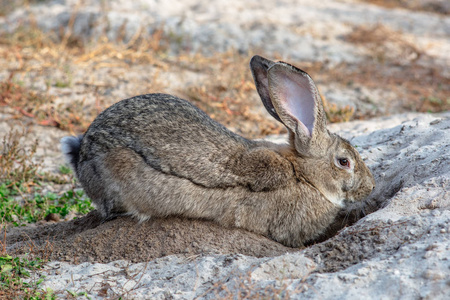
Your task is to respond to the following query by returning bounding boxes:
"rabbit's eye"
[338,158,350,168]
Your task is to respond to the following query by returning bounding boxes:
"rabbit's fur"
[61,56,375,247]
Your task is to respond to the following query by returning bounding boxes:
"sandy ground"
[1,0,449,299]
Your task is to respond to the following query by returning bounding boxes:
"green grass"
[58,165,72,175]
[0,127,93,298]
[1,128,94,226]
[0,253,55,299]
[0,182,94,226]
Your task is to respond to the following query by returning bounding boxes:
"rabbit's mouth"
[342,192,369,205]
[342,198,367,214]
[343,197,358,205]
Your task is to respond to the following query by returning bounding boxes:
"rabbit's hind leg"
[77,153,128,221]
[100,147,157,221]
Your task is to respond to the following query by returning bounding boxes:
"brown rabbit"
[61,56,375,247]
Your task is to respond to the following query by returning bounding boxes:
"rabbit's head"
[250,56,375,207]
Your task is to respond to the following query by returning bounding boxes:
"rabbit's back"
[79,94,253,189]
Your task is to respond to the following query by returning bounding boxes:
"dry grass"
[0,23,381,139]
[0,128,41,190]
[0,19,448,140]
[0,125,73,197]
[180,51,288,137]
[345,24,422,64]
[0,76,103,133]
[320,61,449,115]
[0,0,46,16]
[321,24,450,115]
[322,96,356,123]
[0,24,288,138]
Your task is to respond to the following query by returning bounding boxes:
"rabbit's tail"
[60,135,83,176]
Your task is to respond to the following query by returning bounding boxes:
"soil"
[5,211,294,263]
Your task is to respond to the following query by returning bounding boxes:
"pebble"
[45,213,61,222]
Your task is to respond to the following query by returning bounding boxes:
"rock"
[250,253,316,281]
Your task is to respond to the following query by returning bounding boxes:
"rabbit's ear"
[267,62,328,154]
[249,55,282,123]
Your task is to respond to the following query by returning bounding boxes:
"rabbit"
[61,55,375,247]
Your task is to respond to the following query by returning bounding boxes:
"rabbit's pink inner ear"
[271,70,316,137]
